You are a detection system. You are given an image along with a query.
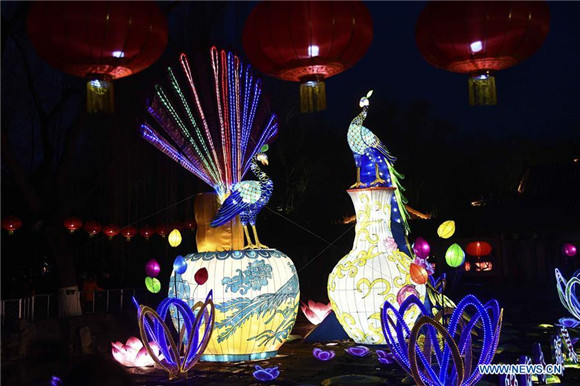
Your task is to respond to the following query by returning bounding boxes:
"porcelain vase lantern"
[327,187,426,344]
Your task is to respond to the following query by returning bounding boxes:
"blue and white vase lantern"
[169,249,299,362]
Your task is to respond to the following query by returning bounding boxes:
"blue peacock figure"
[210,144,273,249]
[347,90,412,239]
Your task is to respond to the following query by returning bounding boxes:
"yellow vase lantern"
[328,187,426,344]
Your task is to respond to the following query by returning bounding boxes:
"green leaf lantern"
[145,276,161,293]
[445,243,465,268]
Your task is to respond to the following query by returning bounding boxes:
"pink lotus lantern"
[413,237,430,259]
[111,336,163,367]
[300,300,332,325]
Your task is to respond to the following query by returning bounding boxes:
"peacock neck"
[251,159,270,185]
[348,107,368,134]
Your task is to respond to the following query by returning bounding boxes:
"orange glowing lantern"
[103,224,120,240]
[84,221,101,238]
[121,226,137,242]
[2,216,22,235]
[409,263,429,285]
[63,217,83,233]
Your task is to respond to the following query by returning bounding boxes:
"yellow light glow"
[168,229,182,247]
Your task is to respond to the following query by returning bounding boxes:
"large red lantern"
[84,221,101,238]
[466,241,493,257]
[243,1,373,113]
[416,1,550,105]
[63,217,83,234]
[2,216,22,235]
[120,226,137,242]
[27,1,168,114]
[103,224,120,240]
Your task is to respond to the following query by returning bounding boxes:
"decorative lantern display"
[27,1,168,114]
[145,259,161,278]
[184,218,197,231]
[437,220,455,239]
[2,216,22,235]
[156,224,170,238]
[412,237,430,259]
[466,241,492,257]
[63,217,82,233]
[445,243,465,268]
[300,300,332,326]
[465,261,471,272]
[328,188,426,344]
[563,243,577,257]
[416,1,550,105]
[475,261,493,272]
[173,255,187,275]
[243,1,373,113]
[103,224,120,240]
[120,226,137,241]
[145,276,161,294]
[409,263,429,285]
[111,337,161,368]
[168,229,182,247]
[84,221,101,238]
[169,250,299,361]
[139,225,155,240]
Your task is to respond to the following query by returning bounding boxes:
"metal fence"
[1,288,139,326]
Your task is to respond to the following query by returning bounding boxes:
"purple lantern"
[145,259,161,278]
[313,348,335,361]
[563,243,577,257]
[413,237,430,259]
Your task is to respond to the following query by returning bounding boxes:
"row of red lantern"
[1,216,196,241]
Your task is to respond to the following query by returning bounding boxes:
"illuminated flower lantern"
[563,243,577,257]
[143,47,299,362]
[2,216,22,235]
[84,221,101,238]
[301,300,332,325]
[446,243,466,268]
[243,1,373,113]
[120,226,137,242]
[416,1,550,105]
[437,220,455,239]
[328,91,426,344]
[168,229,182,247]
[63,217,82,234]
[27,1,167,114]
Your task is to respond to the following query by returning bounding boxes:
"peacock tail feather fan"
[141,46,278,197]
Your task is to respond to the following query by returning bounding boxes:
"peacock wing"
[361,126,397,163]
[234,181,262,204]
[210,182,258,227]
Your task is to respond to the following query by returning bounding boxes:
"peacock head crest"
[359,90,373,108]
[256,145,269,165]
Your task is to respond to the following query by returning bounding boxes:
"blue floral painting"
[222,260,273,295]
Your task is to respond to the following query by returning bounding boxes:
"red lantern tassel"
[300,76,326,113]
[468,71,497,106]
[86,76,114,114]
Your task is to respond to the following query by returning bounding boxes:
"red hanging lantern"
[120,226,137,242]
[2,216,22,235]
[27,1,168,114]
[415,1,550,106]
[156,223,170,238]
[409,263,428,285]
[63,217,83,233]
[243,1,373,113]
[103,224,120,240]
[139,225,155,240]
[84,221,101,238]
[184,218,197,231]
[466,241,493,257]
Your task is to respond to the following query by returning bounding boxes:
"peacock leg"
[371,163,386,186]
[350,167,366,189]
[242,225,255,249]
[251,225,268,249]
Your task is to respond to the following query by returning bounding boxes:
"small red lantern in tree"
[63,217,83,234]
[184,218,197,231]
[84,221,101,238]
[27,1,168,114]
[103,224,120,240]
[243,1,373,113]
[2,216,22,235]
[416,1,550,105]
[120,226,137,242]
[139,225,155,240]
[466,241,493,257]
[156,224,170,238]
[409,263,428,285]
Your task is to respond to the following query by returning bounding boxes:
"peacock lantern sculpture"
[327,90,426,345]
[142,47,299,362]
